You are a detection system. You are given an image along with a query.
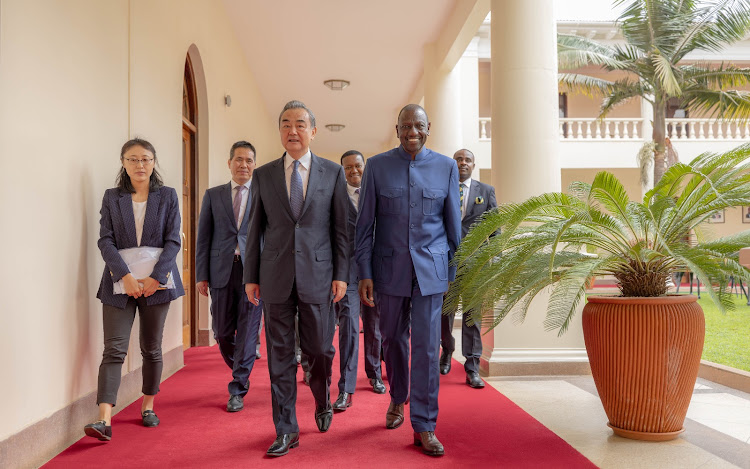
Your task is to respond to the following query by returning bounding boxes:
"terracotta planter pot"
[582,295,705,441]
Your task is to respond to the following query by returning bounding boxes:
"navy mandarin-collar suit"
[355,145,461,434]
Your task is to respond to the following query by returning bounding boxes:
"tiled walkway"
[450,330,750,468]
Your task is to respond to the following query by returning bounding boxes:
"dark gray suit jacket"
[243,153,349,304]
[195,182,252,289]
[96,186,185,308]
[461,179,497,238]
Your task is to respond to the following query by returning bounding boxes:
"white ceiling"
[222,0,458,159]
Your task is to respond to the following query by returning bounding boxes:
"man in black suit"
[332,150,386,413]
[195,141,263,412]
[440,149,497,389]
[244,100,349,457]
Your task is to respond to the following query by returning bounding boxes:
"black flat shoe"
[315,404,333,432]
[141,410,160,427]
[84,420,111,441]
[266,433,299,457]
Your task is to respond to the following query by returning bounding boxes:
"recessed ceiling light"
[325,124,345,132]
[323,79,350,91]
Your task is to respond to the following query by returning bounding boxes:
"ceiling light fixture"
[325,124,345,132]
[323,79,350,91]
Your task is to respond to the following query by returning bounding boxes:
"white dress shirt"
[284,151,311,199]
[230,178,251,254]
[460,178,472,219]
[346,183,360,211]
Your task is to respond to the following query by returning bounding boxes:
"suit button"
[295,224,300,229]
[410,202,416,207]
[410,223,415,228]
[410,163,415,168]
[410,182,415,187]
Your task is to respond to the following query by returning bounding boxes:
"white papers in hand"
[113,246,176,294]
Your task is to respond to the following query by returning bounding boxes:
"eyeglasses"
[123,157,155,166]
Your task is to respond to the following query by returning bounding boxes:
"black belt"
[233,254,241,262]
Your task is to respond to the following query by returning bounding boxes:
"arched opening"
[182,53,198,349]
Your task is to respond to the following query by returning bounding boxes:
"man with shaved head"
[355,104,461,457]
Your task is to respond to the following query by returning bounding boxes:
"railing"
[664,118,750,140]
[559,118,642,140]
[478,117,750,141]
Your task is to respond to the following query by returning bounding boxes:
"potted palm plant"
[446,145,750,441]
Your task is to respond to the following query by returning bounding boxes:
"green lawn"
[698,295,750,373]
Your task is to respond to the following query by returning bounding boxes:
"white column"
[482,0,588,376]
[458,37,482,177]
[423,43,462,157]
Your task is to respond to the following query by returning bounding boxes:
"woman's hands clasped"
[122,273,160,298]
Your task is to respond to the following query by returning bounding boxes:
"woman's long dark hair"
[116,138,164,193]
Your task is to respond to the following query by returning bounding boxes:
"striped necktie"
[290,160,304,220]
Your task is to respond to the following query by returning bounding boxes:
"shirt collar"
[230,178,251,191]
[347,183,360,196]
[397,145,430,161]
[285,151,311,171]
[460,178,472,191]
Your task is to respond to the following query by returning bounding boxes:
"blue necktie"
[290,160,304,220]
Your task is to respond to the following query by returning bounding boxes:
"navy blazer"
[355,146,462,297]
[461,179,498,238]
[243,152,349,304]
[97,186,185,308]
[195,182,252,289]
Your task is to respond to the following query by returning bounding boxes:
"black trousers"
[210,257,263,396]
[334,284,382,393]
[97,297,170,406]
[440,305,483,374]
[264,282,335,435]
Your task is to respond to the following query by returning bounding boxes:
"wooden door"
[182,127,194,349]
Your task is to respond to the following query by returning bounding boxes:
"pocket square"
[475,196,484,204]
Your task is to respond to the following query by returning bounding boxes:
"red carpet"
[47,330,596,468]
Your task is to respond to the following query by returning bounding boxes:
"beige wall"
[0,0,277,443]
[561,168,641,200]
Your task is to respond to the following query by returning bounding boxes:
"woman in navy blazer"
[84,138,184,441]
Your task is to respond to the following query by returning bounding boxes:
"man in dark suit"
[439,149,497,389]
[244,100,349,457]
[356,104,461,457]
[195,141,263,413]
[332,150,386,413]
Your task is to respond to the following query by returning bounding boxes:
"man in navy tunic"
[355,104,461,457]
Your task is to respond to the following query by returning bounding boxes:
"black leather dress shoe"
[227,394,244,412]
[266,433,299,457]
[141,410,160,427]
[370,377,386,394]
[466,371,485,388]
[84,420,112,441]
[439,349,452,375]
[315,405,333,432]
[332,392,353,411]
[385,401,405,429]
